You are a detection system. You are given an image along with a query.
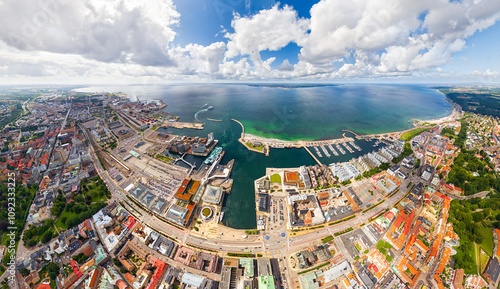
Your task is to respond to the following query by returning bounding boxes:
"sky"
[0,0,499,84]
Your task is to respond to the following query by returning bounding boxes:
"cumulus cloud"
[300,0,500,77]
[0,0,180,66]
[172,42,226,75]
[277,59,294,71]
[225,5,309,59]
[0,0,499,82]
[216,0,500,80]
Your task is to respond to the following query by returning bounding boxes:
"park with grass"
[270,173,282,183]
[53,177,111,231]
[22,177,111,248]
[400,126,433,141]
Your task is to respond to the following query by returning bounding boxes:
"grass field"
[270,174,281,183]
[55,211,79,231]
[400,127,432,141]
[478,225,494,256]
[246,142,264,151]
[469,242,478,274]
[477,245,490,273]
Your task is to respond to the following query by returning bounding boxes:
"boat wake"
[194,108,209,121]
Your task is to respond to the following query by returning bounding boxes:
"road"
[4,103,72,289]
[76,117,492,288]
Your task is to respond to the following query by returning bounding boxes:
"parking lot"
[269,197,286,231]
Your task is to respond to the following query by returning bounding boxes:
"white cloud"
[172,42,226,75]
[277,59,294,71]
[0,0,180,66]
[0,0,499,82]
[225,5,309,59]
[298,0,500,78]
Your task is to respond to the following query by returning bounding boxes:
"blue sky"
[441,21,500,74]
[0,0,499,83]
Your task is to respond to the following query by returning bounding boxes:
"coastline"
[239,104,461,146]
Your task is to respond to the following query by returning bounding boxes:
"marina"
[342,142,355,153]
[314,146,323,158]
[328,144,339,156]
[336,144,346,155]
[350,141,362,151]
[321,145,331,158]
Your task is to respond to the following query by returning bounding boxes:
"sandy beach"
[414,104,462,125]
[234,102,462,151]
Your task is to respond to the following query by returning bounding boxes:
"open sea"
[75,84,452,228]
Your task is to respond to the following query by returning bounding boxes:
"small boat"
[219,212,225,222]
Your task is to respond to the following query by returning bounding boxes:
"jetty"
[304,146,322,165]
[336,144,346,155]
[350,141,362,151]
[342,142,354,153]
[328,144,339,156]
[321,145,331,158]
[314,146,323,158]
[342,129,359,137]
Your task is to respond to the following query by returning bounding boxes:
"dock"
[336,144,346,155]
[321,145,331,158]
[314,146,323,158]
[342,142,354,153]
[166,121,204,130]
[304,146,322,165]
[328,144,339,156]
[350,141,362,151]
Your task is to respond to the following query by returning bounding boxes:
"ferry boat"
[204,147,222,164]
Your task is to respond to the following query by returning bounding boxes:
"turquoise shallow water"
[76,84,452,228]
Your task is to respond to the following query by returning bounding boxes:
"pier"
[304,146,322,165]
[342,142,354,153]
[336,144,346,155]
[321,145,330,158]
[328,144,339,156]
